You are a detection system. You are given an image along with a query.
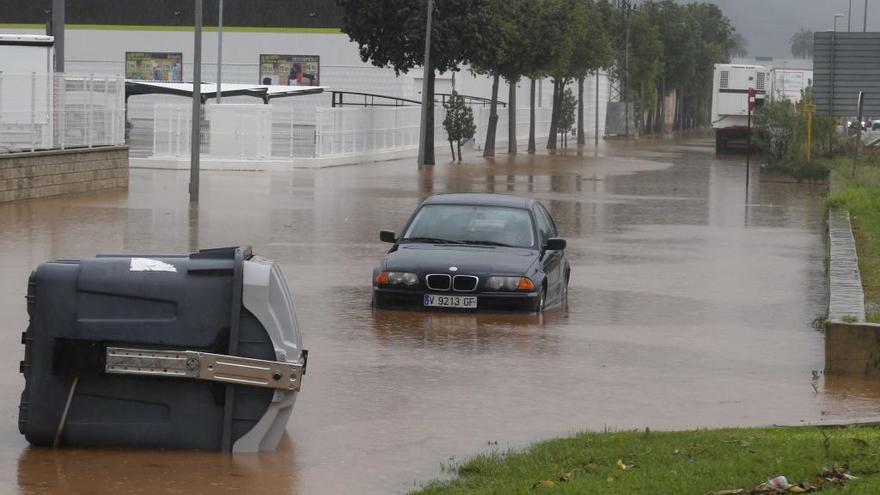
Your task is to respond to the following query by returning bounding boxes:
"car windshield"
[402,204,535,248]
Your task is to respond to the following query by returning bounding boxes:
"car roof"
[421,193,535,209]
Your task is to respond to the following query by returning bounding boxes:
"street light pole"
[216,0,223,103]
[51,0,64,72]
[190,0,203,203]
[416,0,433,168]
[849,0,853,31]
[866,0,870,32]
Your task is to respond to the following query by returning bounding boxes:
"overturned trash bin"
[18,247,307,452]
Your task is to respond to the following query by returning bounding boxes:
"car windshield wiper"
[399,236,458,244]
[455,240,515,248]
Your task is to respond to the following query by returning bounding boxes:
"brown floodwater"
[0,136,871,494]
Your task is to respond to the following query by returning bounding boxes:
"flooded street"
[0,136,871,494]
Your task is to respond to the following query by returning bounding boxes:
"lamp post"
[832,14,844,121]
[51,0,64,72]
[216,0,223,103]
[849,0,853,31]
[416,0,433,168]
[866,0,870,32]
[190,0,203,202]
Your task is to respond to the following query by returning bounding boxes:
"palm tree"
[790,28,814,59]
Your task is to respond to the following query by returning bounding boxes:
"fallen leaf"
[709,490,744,495]
[606,476,615,482]
[559,472,572,482]
[616,459,627,470]
[533,480,555,489]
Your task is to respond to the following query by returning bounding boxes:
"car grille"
[453,275,479,292]
[425,274,451,291]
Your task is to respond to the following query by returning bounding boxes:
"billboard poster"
[125,52,183,82]
[259,54,320,86]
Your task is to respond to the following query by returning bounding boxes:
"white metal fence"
[0,73,125,153]
[140,73,611,164]
[151,102,317,159]
[315,105,441,158]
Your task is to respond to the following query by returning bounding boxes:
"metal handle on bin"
[104,347,304,391]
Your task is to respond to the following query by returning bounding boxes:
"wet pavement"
[0,136,871,494]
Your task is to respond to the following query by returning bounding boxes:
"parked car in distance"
[372,193,570,312]
[846,116,868,133]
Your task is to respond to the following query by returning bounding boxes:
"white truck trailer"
[0,34,56,151]
[711,64,770,153]
[773,67,812,103]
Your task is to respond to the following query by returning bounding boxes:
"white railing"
[143,73,612,163]
[0,73,125,153]
[315,105,443,158]
[151,102,317,159]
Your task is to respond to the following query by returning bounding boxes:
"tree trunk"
[528,78,536,153]
[678,86,687,131]
[577,75,585,145]
[639,81,645,135]
[660,77,666,134]
[675,87,682,130]
[547,79,561,150]
[508,78,517,155]
[483,72,500,157]
[457,140,462,162]
[425,69,436,165]
[449,140,455,161]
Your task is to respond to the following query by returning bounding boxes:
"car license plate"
[423,294,478,309]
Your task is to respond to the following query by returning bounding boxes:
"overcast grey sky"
[687,0,879,57]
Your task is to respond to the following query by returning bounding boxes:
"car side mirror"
[380,230,397,243]
[545,238,566,251]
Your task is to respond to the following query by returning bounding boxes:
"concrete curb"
[828,209,866,322]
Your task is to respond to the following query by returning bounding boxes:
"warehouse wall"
[814,31,880,117]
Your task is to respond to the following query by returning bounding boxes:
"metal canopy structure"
[125,81,326,103]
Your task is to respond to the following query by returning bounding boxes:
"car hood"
[385,243,538,275]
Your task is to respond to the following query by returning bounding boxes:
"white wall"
[6,27,611,165]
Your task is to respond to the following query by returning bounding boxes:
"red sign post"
[746,87,755,200]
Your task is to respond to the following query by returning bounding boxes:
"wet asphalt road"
[1,136,875,494]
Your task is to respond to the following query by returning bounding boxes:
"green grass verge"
[0,23,341,33]
[826,155,880,322]
[411,426,880,494]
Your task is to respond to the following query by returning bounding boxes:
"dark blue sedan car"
[372,193,570,312]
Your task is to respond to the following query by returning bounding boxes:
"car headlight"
[376,271,419,287]
[485,276,536,291]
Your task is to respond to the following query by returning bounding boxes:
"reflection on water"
[0,136,870,494]
[17,435,297,494]
[370,308,563,355]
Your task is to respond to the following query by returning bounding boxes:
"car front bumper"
[373,287,540,312]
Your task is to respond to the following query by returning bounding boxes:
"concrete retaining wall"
[826,322,880,378]
[0,146,129,202]
[825,207,879,377]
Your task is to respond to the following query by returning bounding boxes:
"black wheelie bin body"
[18,247,306,452]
